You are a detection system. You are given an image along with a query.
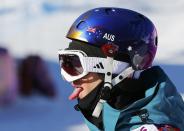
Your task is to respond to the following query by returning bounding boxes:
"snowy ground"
[0,0,184,131]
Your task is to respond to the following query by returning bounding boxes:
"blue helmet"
[66,7,158,70]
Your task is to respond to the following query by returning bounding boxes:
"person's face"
[69,73,103,100]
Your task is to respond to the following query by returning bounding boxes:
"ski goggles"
[58,50,129,82]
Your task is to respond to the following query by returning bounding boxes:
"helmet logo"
[103,33,115,42]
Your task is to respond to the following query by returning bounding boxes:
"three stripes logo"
[93,62,104,69]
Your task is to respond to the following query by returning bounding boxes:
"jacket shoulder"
[140,66,168,89]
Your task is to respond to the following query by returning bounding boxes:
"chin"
[78,93,84,99]
[79,92,87,99]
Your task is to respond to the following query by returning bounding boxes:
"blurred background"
[0,0,183,131]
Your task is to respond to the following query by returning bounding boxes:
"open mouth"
[69,86,83,100]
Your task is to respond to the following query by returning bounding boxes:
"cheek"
[81,83,94,93]
[82,83,91,90]
[79,84,91,98]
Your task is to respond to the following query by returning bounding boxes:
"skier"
[0,47,18,105]
[58,7,184,131]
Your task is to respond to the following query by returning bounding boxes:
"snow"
[0,0,184,131]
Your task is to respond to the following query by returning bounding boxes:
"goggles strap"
[84,57,129,74]
[112,67,135,86]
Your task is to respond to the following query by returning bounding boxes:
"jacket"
[83,66,184,131]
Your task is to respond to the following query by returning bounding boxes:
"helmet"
[66,7,157,70]
[59,7,158,118]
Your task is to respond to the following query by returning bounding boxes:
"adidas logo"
[93,62,104,69]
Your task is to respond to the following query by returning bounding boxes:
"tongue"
[69,88,83,100]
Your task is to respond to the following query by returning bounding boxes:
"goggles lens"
[59,54,83,76]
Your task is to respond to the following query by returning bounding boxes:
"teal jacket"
[84,66,184,131]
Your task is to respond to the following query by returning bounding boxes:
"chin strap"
[111,66,135,86]
[92,56,135,118]
[92,56,113,118]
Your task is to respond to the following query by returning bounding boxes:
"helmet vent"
[76,21,87,30]
[155,36,158,46]
[138,14,146,20]
[104,8,115,15]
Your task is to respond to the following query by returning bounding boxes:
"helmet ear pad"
[132,53,151,70]
[130,43,153,70]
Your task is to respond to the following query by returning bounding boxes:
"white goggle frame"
[58,50,129,82]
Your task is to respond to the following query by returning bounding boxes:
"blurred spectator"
[0,47,18,105]
[19,55,56,98]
